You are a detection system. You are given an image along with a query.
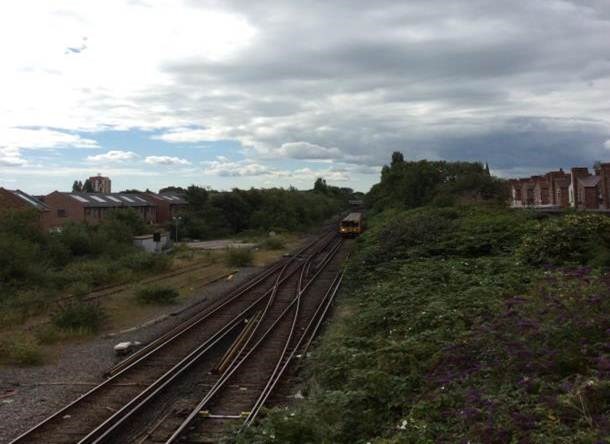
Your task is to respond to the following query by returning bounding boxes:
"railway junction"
[9,230,351,443]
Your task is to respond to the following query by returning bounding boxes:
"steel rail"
[107,257,286,376]
[241,260,314,428]
[9,232,335,444]
[165,238,344,443]
[243,269,345,427]
[107,230,336,376]
[79,235,340,444]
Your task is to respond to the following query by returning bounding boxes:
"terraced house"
[42,191,157,229]
[509,162,610,210]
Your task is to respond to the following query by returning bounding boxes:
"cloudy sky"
[1,0,610,193]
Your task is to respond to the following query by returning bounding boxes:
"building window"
[57,209,67,218]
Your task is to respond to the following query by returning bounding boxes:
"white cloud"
[604,140,610,151]
[0,128,98,150]
[0,146,28,166]
[202,159,272,177]
[290,167,350,183]
[87,150,138,162]
[277,141,343,160]
[145,155,191,166]
[0,1,256,132]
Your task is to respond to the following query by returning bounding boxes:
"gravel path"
[0,265,265,443]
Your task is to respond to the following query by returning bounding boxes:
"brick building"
[89,175,111,193]
[140,192,188,224]
[510,178,536,207]
[510,163,610,210]
[0,188,52,229]
[42,192,157,229]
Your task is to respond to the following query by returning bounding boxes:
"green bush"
[262,236,285,250]
[0,334,44,366]
[136,285,179,304]
[225,247,254,267]
[120,252,171,273]
[517,214,610,265]
[53,302,106,334]
[57,259,121,288]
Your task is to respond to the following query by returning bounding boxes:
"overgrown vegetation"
[240,155,609,443]
[52,302,107,334]
[136,285,180,305]
[0,208,169,327]
[176,180,351,240]
[0,333,44,366]
[262,236,285,250]
[225,248,254,267]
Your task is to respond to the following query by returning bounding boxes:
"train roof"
[342,212,362,222]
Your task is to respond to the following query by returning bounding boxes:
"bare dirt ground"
[0,238,301,443]
[184,239,258,250]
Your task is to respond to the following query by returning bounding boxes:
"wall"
[133,232,172,253]
[40,192,85,230]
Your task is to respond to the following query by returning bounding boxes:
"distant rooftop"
[147,192,188,205]
[5,189,49,211]
[62,192,153,207]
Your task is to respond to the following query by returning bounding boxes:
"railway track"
[10,230,347,444]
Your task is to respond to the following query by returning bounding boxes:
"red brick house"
[0,188,52,230]
[140,192,188,224]
[532,175,550,206]
[545,170,570,208]
[42,192,157,229]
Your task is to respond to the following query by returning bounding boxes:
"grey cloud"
[151,0,610,181]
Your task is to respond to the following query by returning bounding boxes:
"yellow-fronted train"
[339,212,364,238]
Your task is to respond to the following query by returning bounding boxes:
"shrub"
[53,302,106,334]
[120,252,171,273]
[225,247,254,267]
[136,285,179,304]
[0,334,44,366]
[262,236,285,250]
[58,259,117,288]
[517,214,610,266]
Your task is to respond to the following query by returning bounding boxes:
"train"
[339,212,364,237]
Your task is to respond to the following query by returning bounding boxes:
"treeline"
[177,180,351,240]
[367,151,507,211]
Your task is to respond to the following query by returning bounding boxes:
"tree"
[185,185,209,209]
[83,179,94,193]
[159,186,187,194]
[313,177,328,193]
[72,180,82,192]
[391,151,405,166]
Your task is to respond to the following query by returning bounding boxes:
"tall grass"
[225,248,254,267]
[52,302,106,335]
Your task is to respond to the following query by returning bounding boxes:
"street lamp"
[173,216,182,242]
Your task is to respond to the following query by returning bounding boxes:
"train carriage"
[339,212,364,237]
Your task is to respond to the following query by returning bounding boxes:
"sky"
[1,0,610,194]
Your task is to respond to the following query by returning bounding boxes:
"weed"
[225,248,254,267]
[136,285,179,305]
[53,302,106,334]
[262,236,285,250]
[0,334,44,366]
